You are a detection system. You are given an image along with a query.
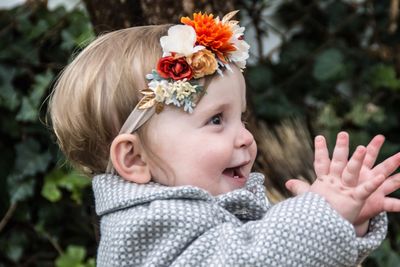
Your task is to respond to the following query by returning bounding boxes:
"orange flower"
[186,49,218,78]
[181,12,236,62]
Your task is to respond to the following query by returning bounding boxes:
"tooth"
[234,168,241,178]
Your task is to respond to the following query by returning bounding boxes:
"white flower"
[160,25,204,57]
[228,25,250,69]
[148,80,169,102]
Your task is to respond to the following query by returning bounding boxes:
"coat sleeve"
[170,192,387,267]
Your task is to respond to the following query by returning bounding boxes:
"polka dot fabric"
[93,172,387,267]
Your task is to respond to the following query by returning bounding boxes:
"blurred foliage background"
[0,0,399,266]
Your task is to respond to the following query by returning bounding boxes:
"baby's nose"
[235,125,254,148]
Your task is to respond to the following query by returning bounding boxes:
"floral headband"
[138,10,250,113]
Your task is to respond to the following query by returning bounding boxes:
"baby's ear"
[110,133,151,184]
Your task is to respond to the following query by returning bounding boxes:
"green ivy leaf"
[59,172,91,204]
[61,11,94,51]
[0,231,28,262]
[15,9,33,36]
[368,64,400,91]
[42,178,62,202]
[31,70,54,103]
[61,30,76,51]
[16,97,37,122]
[14,138,52,177]
[55,245,92,267]
[7,174,35,204]
[313,49,346,82]
[85,259,95,267]
[42,169,90,204]
[56,246,86,267]
[16,70,53,122]
[0,66,19,111]
[27,19,49,40]
[8,138,50,203]
[41,169,64,202]
[8,38,39,65]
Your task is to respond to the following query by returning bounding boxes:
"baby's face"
[144,66,257,195]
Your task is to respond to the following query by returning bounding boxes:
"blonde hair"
[48,25,170,175]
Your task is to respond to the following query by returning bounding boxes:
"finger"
[383,197,400,212]
[372,152,400,178]
[329,132,349,177]
[285,179,311,196]
[381,173,400,195]
[341,146,367,187]
[363,135,385,169]
[354,174,385,201]
[314,135,330,177]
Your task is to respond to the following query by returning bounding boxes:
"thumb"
[285,179,311,196]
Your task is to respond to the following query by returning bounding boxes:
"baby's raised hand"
[309,132,385,223]
[286,132,400,228]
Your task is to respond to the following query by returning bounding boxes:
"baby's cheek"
[201,142,231,161]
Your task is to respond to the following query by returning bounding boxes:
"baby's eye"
[208,113,223,125]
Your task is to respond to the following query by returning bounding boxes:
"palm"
[286,133,400,226]
[308,133,387,224]
[310,174,372,223]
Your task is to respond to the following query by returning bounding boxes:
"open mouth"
[222,166,245,179]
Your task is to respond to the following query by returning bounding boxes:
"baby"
[49,11,400,266]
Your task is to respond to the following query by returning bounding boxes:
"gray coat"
[93,172,387,267]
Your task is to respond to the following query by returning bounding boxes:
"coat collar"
[93,172,268,220]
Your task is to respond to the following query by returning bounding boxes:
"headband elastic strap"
[106,106,155,173]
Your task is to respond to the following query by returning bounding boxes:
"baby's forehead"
[195,72,247,112]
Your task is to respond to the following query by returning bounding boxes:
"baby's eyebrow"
[197,102,230,115]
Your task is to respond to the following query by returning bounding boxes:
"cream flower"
[186,49,218,78]
[160,25,204,57]
[148,80,170,102]
[169,80,197,101]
